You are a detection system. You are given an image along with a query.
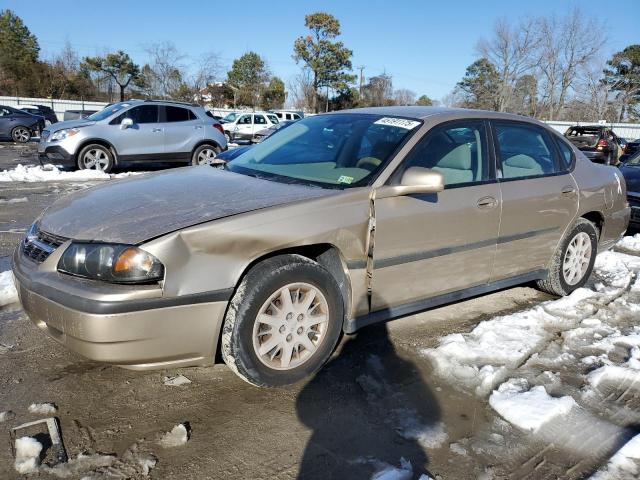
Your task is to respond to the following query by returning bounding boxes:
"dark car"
[253,120,296,143]
[564,125,622,165]
[17,105,58,125]
[215,145,251,162]
[0,105,45,143]
[621,138,640,163]
[620,151,640,228]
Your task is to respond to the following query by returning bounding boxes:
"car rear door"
[234,114,253,140]
[160,106,203,160]
[371,119,501,311]
[491,121,578,281]
[109,105,163,159]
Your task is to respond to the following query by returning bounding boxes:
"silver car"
[38,100,227,172]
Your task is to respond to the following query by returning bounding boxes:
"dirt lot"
[0,143,639,479]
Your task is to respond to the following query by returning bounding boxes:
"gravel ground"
[0,142,638,479]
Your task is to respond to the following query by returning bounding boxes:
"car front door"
[371,120,501,311]
[0,107,13,137]
[491,121,579,281]
[234,114,253,140]
[109,105,163,159]
[160,106,203,160]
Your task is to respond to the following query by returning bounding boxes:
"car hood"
[38,167,339,244]
[46,119,96,131]
[621,165,640,193]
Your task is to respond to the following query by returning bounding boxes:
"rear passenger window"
[495,123,558,179]
[402,121,489,187]
[254,115,267,125]
[165,106,191,122]
[555,139,574,170]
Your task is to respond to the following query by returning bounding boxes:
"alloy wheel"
[252,282,329,370]
[82,149,110,171]
[563,232,592,285]
[12,127,30,143]
[196,147,217,165]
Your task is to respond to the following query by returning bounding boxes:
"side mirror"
[120,118,133,130]
[376,167,444,198]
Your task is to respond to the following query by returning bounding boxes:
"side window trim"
[490,119,568,182]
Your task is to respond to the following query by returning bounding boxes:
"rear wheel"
[221,254,344,387]
[11,126,31,143]
[224,132,232,143]
[192,144,221,166]
[77,144,114,173]
[536,218,598,296]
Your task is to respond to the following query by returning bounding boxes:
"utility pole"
[358,66,365,98]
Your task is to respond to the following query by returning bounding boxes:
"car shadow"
[295,323,439,479]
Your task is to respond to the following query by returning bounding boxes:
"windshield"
[87,102,130,121]
[223,112,240,122]
[626,151,640,165]
[226,113,421,188]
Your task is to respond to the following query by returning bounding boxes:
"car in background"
[564,125,622,165]
[271,110,303,121]
[253,120,297,143]
[39,99,227,172]
[63,110,99,121]
[14,107,629,387]
[0,105,45,143]
[206,111,224,122]
[621,138,640,162]
[620,150,640,229]
[222,111,279,143]
[16,104,58,125]
[215,144,251,162]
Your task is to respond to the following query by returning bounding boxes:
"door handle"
[561,186,576,197]
[477,196,498,209]
[152,128,163,133]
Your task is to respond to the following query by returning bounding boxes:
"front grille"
[22,229,67,263]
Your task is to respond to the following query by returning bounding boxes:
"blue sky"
[5,0,639,100]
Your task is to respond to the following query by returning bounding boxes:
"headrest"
[437,144,472,170]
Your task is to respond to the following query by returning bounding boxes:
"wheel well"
[581,211,604,238]
[75,139,117,164]
[192,140,222,156]
[214,244,352,363]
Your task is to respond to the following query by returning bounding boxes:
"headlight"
[58,243,164,284]
[50,128,80,141]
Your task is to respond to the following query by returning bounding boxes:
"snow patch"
[616,234,640,255]
[14,436,42,474]
[0,270,18,307]
[163,374,191,386]
[0,164,142,182]
[0,410,15,422]
[489,378,577,432]
[28,402,58,415]
[159,423,189,447]
[0,196,28,203]
[370,457,413,480]
[588,365,640,390]
[590,434,640,479]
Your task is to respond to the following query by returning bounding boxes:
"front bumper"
[38,145,75,166]
[12,246,230,370]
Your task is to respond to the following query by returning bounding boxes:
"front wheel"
[11,126,31,143]
[536,218,598,296]
[77,144,114,173]
[221,254,344,387]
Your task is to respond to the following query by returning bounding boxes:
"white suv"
[223,112,279,143]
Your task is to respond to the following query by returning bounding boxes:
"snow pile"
[14,436,42,474]
[28,402,58,415]
[0,164,142,182]
[163,374,191,386]
[488,378,577,432]
[370,457,413,480]
[590,434,640,479]
[616,234,640,255]
[43,452,117,478]
[159,423,189,447]
[0,196,27,203]
[0,270,18,307]
[587,365,640,389]
[0,410,15,422]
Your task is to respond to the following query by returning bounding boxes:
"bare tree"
[190,52,222,105]
[477,17,539,112]
[393,88,416,106]
[144,41,186,98]
[536,8,606,120]
[287,67,316,111]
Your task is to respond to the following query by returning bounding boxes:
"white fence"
[0,96,108,121]
[545,120,640,141]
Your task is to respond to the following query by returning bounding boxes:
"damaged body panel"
[12,107,630,381]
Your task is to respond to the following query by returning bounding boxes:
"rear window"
[165,106,191,122]
[566,128,602,137]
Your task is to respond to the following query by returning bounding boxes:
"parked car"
[620,150,640,229]
[63,110,99,121]
[0,105,45,143]
[564,125,622,165]
[620,138,640,163]
[16,104,58,125]
[38,100,227,172]
[271,110,303,121]
[13,107,629,387]
[222,111,280,143]
[215,145,251,162]
[206,111,224,121]
[253,120,297,143]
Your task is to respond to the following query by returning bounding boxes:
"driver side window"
[401,121,489,187]
[111,105,159,125]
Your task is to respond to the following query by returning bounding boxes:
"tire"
[77,144,114,173]
[11,126,31,143]
[191,144,221,166]
[224,132,232,143]
[221,254,344,388]
[536,218,598,296]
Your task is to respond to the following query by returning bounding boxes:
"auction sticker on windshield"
[374,117,421,130]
